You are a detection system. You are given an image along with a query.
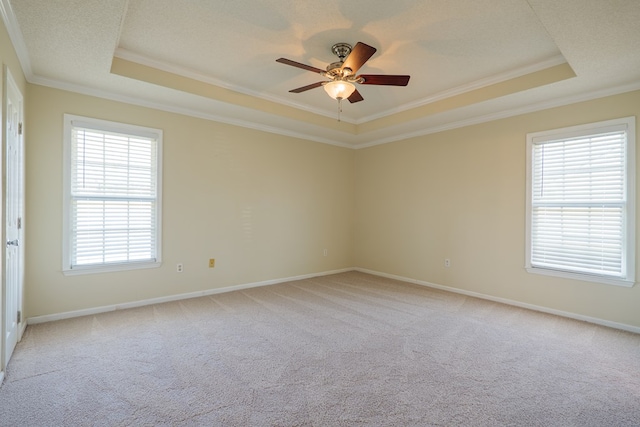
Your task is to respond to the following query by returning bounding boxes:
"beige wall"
[21,80,640,329]
[23,84,640,328]
[354,90,640,328]
[25,85,354,317]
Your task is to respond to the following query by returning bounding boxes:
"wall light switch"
[209,258,215,268]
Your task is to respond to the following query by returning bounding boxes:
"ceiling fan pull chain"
[338,98,342,122]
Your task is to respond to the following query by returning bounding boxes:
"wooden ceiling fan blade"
[289,81,325,93]
[358,75,411,86]
[276,58,325,74]
[341,42,376,74]
[347,89,364,103]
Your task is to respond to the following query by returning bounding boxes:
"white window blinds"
[526,117,635,286]
[65,117,161,271]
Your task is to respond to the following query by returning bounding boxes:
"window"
[525,117,635,287]
[63,115,162,274]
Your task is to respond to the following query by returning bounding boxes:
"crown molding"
[0,0,33,78]
[27,72,640,150]
[21,70,640,151]
[114,48,569,128]
[29,74,354,148]
[354,80,640,149]
[355,54,569,124]
[113,48,355,124]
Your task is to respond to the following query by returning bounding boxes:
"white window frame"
[62,114,163,275]
[525,116,636,287]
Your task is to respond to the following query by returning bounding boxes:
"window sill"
[526,266,635,288]
[63,261,162,276]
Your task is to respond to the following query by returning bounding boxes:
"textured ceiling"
[4,0,640,147]
[117,0,560,117]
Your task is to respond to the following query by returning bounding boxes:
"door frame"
[0,65,25,377]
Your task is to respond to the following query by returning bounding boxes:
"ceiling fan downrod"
[331,43,352,61]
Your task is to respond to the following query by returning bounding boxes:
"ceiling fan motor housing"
[327,43,356,79]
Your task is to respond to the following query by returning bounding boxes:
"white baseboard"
[26,268,353,325]
[26,266,640,334]
[355,267,640,335]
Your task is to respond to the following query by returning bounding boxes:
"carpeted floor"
[1,271,639,426]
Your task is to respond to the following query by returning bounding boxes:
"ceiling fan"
[276,42,410,105]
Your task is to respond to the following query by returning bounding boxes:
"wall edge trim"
[26,268,354,325]
[27,266,640,334]
[355,267,640,334]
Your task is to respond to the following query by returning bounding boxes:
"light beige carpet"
[1,271,639,426]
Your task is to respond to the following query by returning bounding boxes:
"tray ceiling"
[4,0,640,147]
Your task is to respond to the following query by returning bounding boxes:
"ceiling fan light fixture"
[323,80,356,100]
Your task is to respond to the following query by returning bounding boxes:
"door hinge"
[17,310,21,324]
[17,217,22,230]
[18,122,22,135]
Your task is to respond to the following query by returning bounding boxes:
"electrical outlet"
[209,258,215,268]
[177,263,183,273]
[444,259,451,268]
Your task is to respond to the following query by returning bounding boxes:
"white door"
[3,68,23,368]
